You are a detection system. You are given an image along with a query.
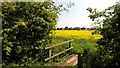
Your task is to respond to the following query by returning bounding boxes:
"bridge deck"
[54,54,78,66]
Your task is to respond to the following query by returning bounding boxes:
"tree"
[57,28,60,30]
[64,26,68,30]
[68,27,73,30]
[2,1,74,66]
[2,2,60,66]
[81,27,86,30]
[87,2,120,67]
[73,27,80,30]
[59,27,63,30]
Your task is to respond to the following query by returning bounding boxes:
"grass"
[45,34,99,66]
[0,64,2,68]
[52,36,99,54]
[44,30,101,66]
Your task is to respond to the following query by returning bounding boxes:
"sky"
[54,0,120,28]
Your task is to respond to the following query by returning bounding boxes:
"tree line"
[57,26,96,30]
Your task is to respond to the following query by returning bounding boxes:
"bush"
[2,2,59,66]
[87,2,120,67]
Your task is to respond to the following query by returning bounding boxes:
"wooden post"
[68,42,71,54]
[49,49,52,57]
[69,42,71,48]
[44,39,74,62]
[77,53,83,68]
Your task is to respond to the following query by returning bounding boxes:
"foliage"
[87,2,120,67]
[71,37,99,68]
[46,36,98,67]
[2,2,61,66]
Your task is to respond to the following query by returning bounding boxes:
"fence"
[44,39,74,62]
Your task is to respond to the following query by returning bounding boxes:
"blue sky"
[54,0,120,28]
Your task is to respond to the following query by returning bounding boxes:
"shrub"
[2,2,59,66]
[87,2,120,67]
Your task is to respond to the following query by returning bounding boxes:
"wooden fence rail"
[44,39,74,62]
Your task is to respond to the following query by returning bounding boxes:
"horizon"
[56,26,95,29]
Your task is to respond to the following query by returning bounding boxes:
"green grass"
[45,36,99,66]
[52,36,98,53]
[0,64,2,68]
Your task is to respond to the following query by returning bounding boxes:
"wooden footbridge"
[44,39,83,68]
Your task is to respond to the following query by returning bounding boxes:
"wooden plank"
[45,47,73,62]
[54,54,78,66]
[69,42,71,48]
[49,49,52,57]
[45,39,74,50]
[68,42,71,54]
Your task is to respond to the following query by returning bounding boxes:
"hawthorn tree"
[2,2,61,66]
[87,2,120,67]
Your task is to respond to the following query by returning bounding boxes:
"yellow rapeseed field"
[53,30,102,39]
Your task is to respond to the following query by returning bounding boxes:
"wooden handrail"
[45,47,73,62]
[44,39,74,62]
[45,39,74,50]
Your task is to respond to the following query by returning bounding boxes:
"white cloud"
[90,0,119,10]
[57,18,91,28]
[57,19,80,28]
[56,0,120,28]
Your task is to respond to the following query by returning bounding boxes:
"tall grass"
[52,36,99,54]
[45,36,99,67]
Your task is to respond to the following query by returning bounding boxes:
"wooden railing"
[44,39,74,62]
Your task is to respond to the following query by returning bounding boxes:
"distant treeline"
[57,26,96,30]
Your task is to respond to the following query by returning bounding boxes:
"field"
[45,30,102,66]
[53,30,102,40]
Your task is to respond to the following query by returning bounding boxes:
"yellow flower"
[53,30,102,39]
